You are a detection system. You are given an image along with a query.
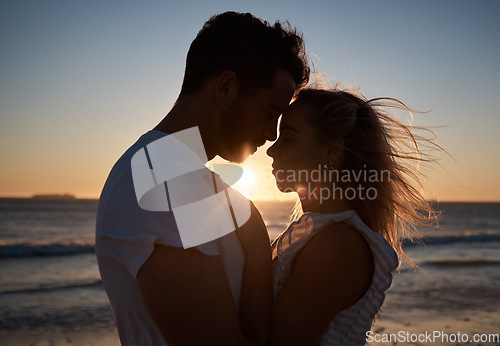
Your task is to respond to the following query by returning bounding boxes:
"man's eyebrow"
[279,125,299,133]
[271,104,286,114]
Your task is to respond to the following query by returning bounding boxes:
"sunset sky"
[1,1,499,201]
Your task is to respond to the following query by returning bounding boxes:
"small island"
[32,193,76,199]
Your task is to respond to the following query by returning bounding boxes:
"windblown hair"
[294,87,442,266]
[180,11,310,95]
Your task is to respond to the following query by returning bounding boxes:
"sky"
[1,0,499,201]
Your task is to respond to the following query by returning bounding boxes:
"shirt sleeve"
[96,168,219,279]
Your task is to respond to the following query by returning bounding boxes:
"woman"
[265,87,437,345]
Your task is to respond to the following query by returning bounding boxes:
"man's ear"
[214,71,238,106]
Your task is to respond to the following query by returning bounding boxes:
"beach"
[369,309,500,345]
[1,308,498,346]
[0,326,119,346]
[1,294,498,346]
[368,270,500,345]
[0,199,499,345]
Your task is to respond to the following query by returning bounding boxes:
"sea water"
[0,198,499,330]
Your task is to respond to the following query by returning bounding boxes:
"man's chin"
[222,144,257,163]
[220,149,248,164]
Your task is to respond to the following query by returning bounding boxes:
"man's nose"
[264,120,279,142]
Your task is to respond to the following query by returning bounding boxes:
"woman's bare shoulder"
[296,221,372,264]
[292,221,374,307]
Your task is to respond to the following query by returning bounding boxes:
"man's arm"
[137,244,255,345]
[236,202,273,344]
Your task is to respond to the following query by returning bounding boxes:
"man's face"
[220,69,296,163]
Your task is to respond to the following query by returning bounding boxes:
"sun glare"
[232,168,257,199]
[238,169,256,188]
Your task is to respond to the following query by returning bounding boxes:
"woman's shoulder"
[291,221,374,307]
[295,221,373,266]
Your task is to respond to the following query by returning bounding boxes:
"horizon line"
[1,196,499,203]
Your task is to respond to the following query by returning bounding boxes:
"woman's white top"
[272,210,399,345]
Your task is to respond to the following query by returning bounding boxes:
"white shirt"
[95,130,245,345]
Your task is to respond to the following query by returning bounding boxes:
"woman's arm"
[235,202,273,344]
[268,222,374,346]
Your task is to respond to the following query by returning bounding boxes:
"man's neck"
[153,96,219,161]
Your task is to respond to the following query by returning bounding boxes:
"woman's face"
[267,101,330,195]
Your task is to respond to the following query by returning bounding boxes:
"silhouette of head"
[180,11,309,96]
[179,12,310,163]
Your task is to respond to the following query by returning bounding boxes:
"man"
[96,12,309,345]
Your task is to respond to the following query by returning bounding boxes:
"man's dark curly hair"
[180,11,310,95]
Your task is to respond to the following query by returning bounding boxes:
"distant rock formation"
[31,193,76,199]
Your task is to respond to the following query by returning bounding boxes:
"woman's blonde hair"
[293,87,442,267]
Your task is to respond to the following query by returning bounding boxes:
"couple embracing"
[96,11,430,345]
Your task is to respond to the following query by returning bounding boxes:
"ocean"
[0,198,499,335]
